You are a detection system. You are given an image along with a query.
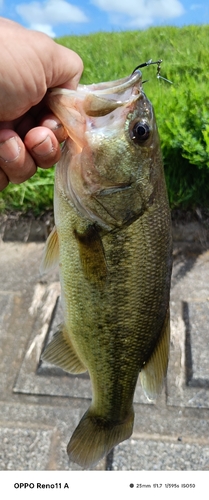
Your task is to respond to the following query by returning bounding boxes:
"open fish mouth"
[48,71,142,117]
[49,70,142,96]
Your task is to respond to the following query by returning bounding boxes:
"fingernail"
[43,118,62,131]
[32,135,54,157]
[0,137,21,162]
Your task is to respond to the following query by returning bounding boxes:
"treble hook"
[132,59,173,84]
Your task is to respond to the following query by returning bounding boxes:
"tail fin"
[67,407,134,469]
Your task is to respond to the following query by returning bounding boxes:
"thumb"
[43,37,84,91]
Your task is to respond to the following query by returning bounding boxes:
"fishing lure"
[132,59,173,84]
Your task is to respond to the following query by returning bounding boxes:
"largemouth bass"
[41,69,172,468]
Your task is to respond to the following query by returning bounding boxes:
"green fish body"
[41,71,172,468]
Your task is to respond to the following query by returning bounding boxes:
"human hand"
[0,17,83,190]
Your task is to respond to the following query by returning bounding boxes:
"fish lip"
[49,71,142,98]
[78,70,142,95]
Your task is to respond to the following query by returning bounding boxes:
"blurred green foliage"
[1,25,209,213]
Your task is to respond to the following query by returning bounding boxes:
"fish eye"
[130,122,150,143]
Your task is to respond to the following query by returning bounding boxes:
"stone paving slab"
[186,301,209,386]
[0,401,106,470]
[167,247,209,409]
[113,438,209,470]
[0,427,55,470]
[1,219,209,470]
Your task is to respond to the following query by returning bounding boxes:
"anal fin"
[140,309,170,401]
[41,323,87,374]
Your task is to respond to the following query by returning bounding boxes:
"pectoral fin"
[140,309,170,401]
[74,226,108,288]
[41,323,87,374]
[40,226,59,275]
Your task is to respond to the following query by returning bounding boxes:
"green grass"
[1,25,209,213]
[0,167,55,215]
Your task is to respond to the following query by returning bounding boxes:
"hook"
[132,59,173,84]
[132,59,162,73]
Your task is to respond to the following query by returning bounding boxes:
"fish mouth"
[48,71,142,117]
[76,70,142,96]
[50,70,142,97]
